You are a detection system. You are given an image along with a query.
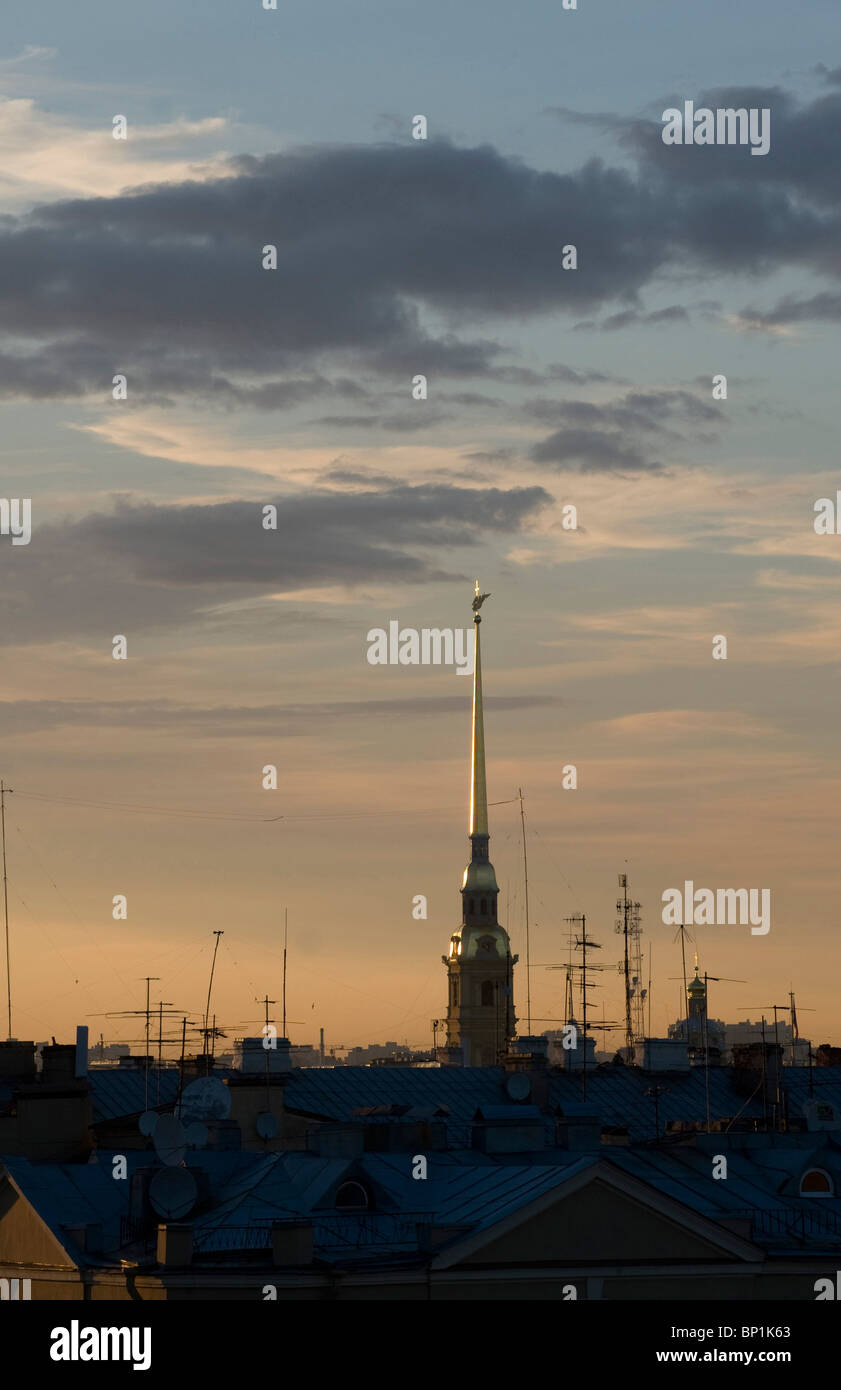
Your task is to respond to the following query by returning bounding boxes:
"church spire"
[463,582,497,895]
[442,580,516,1066]
[469,580,490,838]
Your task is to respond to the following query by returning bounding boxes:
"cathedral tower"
[443,583,517,1065]
[686,956,707,1050]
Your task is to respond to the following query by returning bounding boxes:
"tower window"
[469,898,475,915]
[480,899,488,915]
[481,980,494,1006]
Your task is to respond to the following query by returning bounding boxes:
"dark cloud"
[490,362,622,386]
[814,65,841,87]
[620,85,841,220]
[529,387,718,432]
[316,467,398,486]
[527,387,720,472]
[531,427,657,473]
[460,448,515,464]
[0,82,838,408]
[88,486,549,585]
[316,410,453,432]
[735,291,841,328]
[3,693,558,738]
[575,305,690,331]
[1,482,551,644]
[317,414,380,428]
[542,106,627,135]
[0,341,369,409]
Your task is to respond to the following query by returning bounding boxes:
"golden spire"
[469,580,489,836]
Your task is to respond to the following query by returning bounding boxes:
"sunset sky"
[2,0,841,1057]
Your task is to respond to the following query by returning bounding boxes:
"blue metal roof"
[284,1065,506,1121]
[6,1128,841,1266]
[82,1062,841,1143]
[281,1064,841,1143]
[87,1068,182,1122]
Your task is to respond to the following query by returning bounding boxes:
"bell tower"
[686,955,707,1050]
[442,583,517,1065]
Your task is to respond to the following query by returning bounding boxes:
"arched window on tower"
[480,898,488,915]
[481,980,494,1007]
[469,898,475,915]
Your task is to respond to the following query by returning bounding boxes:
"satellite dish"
[505,1073,531,1101]
[256,1112,279,1139]
[139,1110,158,1137]
[180,1076,231,1125]
[149,1166,197,1220]
[152,1114,187,1166]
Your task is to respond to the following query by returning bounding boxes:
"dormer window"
[800,1169,833,1197]
[335,1181,370,1210]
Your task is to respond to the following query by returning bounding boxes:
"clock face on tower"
[476,935,499,957]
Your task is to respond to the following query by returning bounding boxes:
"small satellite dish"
[149,1166,197,1220]
[256,1112,279,1140]
[180,1076,231,1125]
[505,1073,531,1101]
[184,1121,209,1149]
[152,1114,187,1167]
[138,1111,158,1137]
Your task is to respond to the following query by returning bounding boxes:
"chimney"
[129,1167,157,1219]
[555,1113,602,1150]
[156,1224,193,1267]
[74,1026,88,1078]
[732,1042,782,1105]
[634,1038,690,1072]
[310,1123,364,1158]
[0,1040,35,1079]
[182,1052,215,1078]
[272,1221,313,1266]
[41,1044,77,1082]
[62,1222,103,1254]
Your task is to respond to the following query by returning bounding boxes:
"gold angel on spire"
[472,579,491,612]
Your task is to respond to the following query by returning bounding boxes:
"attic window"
[800,1169,833,1197]
[335,1181,370,1210]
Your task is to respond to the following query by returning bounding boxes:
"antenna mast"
[565,913,603,1099]
[282,909,288,1038]
[0,780,12,1039]
[203,930,224,1070]
[142,976,160,1112]
[518,788,531,1033]
[615,874,642,1053]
